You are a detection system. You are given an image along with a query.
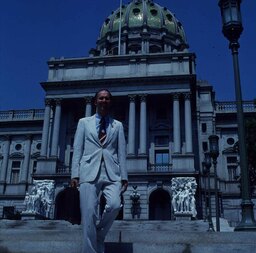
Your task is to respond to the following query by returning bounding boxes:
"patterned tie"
[99,117,107,143]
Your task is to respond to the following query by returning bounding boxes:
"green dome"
[93,0,188,56]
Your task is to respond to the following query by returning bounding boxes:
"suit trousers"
[79,160,121,253]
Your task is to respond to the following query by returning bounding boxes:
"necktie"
[99,117,107,143]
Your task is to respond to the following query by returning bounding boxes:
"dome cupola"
[91,0,188,56]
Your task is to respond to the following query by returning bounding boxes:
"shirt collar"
[95,113,109,123]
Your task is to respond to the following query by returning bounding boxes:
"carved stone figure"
[22,180,55,218]
[171,177,197,218]
[130,186,141,218]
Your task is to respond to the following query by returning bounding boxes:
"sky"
[0,0,256,111]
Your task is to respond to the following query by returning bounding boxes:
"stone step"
[0,220,255,253]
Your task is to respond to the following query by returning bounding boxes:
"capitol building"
[0,0,255,226]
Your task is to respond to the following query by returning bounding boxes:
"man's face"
[95,90,111,116]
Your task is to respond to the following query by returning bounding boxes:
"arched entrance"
[149,189,171,220]
[55,190,67,220]
[55,188,81,224]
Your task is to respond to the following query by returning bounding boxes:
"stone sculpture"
[171,177,197,218]
[22,180,55,218]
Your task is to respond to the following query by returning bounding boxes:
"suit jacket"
[71,115,127,184]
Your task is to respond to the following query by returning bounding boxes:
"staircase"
[0,219,255,253]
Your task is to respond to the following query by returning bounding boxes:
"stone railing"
[0,109,44,121]
[56,165,71,175]
[215,101,256,113]
[148,163,172,172]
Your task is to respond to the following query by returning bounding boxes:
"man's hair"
[94,89,112,100]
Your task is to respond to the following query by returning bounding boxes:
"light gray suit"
[71,114,127,253]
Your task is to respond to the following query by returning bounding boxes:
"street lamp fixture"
[204,152,214,232]
[219,0,243,44]
[218,0,256,231]
[209,135,220,231]
[209,135,219,160]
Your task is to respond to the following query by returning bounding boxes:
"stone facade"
[0,0,255,226]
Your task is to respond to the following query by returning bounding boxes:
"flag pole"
[118,0,122,55]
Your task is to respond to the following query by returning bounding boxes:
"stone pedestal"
[174,213,192,221]
[21,212,46,220]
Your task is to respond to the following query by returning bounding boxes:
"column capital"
[139,94,147,102]
[128,94,137,102]
[184,92,192,100]
[3,135,11,141]
[172,93,181,100]
[25,134,33,141]
[45,98,52,106]
[84,96,93,103]
[54,98,62,106]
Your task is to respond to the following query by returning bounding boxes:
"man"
[71,89,128,253]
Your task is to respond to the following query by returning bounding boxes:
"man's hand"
[120,180,128,194]
[71,178,79,188]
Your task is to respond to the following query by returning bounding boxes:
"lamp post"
[218,0,256,231]
[209,135,220,232]
[204,152,215,232]
[202,161,208,222]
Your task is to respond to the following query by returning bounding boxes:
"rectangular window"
[11,170,20,184]
[154,151,170,172]
[227,165,238,181]
[155,152,169,164]
[227,156,237,163]
[202,123,207,133]
[12,161,21,168]
[202,141,208,152]
[11,161,21,184]
[33,161,37,173]
[226,156,238,181]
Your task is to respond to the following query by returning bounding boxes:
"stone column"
[51,99,62,157]
[139,94,147,155]
[40,99,51,157]
[128,95,136,155]
[20,135,32,183]
[0,136,11,183]
[85,96,93,117]
[184,93,193,153]
[173,93,181,153]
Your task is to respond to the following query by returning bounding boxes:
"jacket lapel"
[104,117,116,145]
[88,115,99,144]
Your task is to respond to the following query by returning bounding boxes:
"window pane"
[155,152,169,164]
[162,153,169,163]
[227,156,237,163]
[12,161,21,168]
[11,170,20,184]
[202,123,207,133]
[155,153,163,164]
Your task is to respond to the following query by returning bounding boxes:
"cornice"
[47,52,196,67]
[41,74,196,90]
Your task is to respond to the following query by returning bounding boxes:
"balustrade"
[215,101,256,113]
[0,109,44,121]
